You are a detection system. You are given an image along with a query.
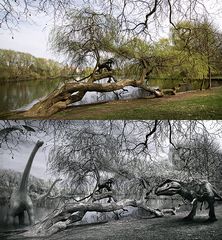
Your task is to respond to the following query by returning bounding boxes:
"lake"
[0,78,222,113]
[0,79,61,113]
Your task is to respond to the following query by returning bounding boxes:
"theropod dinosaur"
[155,179,222,222]
[7,140,44,225]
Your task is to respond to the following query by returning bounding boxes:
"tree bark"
[200,77,205,91]
[207,66,212,89]
[92,191,118,202]
[18,71,163,118]
[35,178,62,203]
[22,199,163,237]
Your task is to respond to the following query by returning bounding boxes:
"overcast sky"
[0,14,59,61]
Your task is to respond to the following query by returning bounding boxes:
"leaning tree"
[20,9,165,118]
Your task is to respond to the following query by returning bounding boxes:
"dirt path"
[3,205,222,240]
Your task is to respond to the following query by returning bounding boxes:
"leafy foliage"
[0,49,72,82]
[171,20,222,77]
[50,8,120,67]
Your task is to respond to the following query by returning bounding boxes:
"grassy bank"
[54,87,222,119]
[2,87,222,119]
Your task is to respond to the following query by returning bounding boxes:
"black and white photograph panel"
[1,1,222,119]
[0,120,222,239]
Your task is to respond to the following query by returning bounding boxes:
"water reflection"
[73,78,154,106]
[0,79,61,112]
[0,78,221,113]
[73,86,151,106]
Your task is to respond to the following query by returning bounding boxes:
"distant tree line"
[0,49,76,83]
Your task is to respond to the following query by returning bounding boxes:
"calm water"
[0,78,221,113]
[0,79,61,112]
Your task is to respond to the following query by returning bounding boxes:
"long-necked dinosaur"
[155,179,222,222]
[7,140,44,225]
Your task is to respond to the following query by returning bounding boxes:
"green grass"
[2,87,222,120]
[53,87,222,119]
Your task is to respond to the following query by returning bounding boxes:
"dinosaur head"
[155,179,182,196]
[36,140,44,147]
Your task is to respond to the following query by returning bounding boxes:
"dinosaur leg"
[207,200,217,222]
[200,201,203,211]
[184,198,197,220]
[7,207,17,225]
[18,212,25,225]
[7,213,15,225]
[27,205,35,225]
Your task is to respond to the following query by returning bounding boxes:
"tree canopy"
[1,0,219,33]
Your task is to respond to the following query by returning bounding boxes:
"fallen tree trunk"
[19,71,163,118]
[22,199,163,237]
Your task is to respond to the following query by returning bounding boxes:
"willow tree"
[171,19,222,89]
[20,9,164,118]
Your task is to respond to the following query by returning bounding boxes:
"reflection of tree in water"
[73,86,146,106]
[0,79,60,112]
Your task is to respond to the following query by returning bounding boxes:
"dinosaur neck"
[19,143,41,192]
[179,187,194,201]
